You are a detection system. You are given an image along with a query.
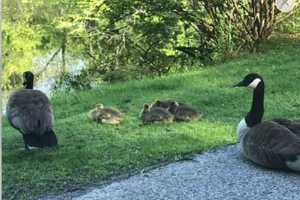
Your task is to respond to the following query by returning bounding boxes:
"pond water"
[2,52,86,115]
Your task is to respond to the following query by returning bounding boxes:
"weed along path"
[42,145,300,200]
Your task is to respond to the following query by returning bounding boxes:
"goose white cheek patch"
[248,78,261,88]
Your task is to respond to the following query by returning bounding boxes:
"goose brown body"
[272,118,300,137]
[151,100,186,110]
[7,89,54,135]
[88,104,123,124]
[140,104,174,124]
[151,100,201,122]
[243,121,300,169]
[169,103,200,122]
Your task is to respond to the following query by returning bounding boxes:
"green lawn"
[3,35,300,200]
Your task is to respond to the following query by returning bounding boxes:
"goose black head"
[233,73,263,89]
[23,71,34,89]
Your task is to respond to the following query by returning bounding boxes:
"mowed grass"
[3,35,300,199]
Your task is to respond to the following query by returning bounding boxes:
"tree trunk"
[61,31,67,75]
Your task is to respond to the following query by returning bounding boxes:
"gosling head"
[23,71,34,89]
[233,73,263,89]
[95,103,104,109]
[139,104,150,118]
[151,100,174,110]
[143,104,150,112]
[168,101,180,113]
[151,100,162,108]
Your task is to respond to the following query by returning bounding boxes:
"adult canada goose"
[6,71,58,150]
[140,104,174,124]
[234,73,300,171]
[88,103,123,125]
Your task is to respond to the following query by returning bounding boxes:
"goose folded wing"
[243,121,300,168]
[7,90,53,135]
[272,118,300,137]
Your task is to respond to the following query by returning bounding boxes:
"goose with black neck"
[6,71,58,150]
[234,73,300,172]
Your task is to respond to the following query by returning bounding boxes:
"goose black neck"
[245,81,264,127]
[24,80,33,89]
[25,83,33,89]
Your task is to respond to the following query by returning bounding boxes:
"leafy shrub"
[54,71,92,91]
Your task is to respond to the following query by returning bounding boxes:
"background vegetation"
[3,0,300,89]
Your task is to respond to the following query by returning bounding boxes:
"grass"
[3,35,300,200]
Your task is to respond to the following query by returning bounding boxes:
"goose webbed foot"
[22,136,30,151]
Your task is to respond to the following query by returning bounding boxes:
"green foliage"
[3,0,300,89]
[2,18,42,89]
[58,0,300,82]
[103,69,134,82]
[277,7,300,33]
[2,0,83,89]
[54,71,92,91]
[74,0,183,76]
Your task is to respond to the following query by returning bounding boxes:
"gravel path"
[42,145,300,200]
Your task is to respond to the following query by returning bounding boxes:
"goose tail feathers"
[23,129,58,149]
[40,129,58,147]
[286,156,300,172]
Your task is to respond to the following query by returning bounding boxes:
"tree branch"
[36,47,61,76]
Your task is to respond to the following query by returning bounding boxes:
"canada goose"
[169,101,201,122]
[234,73,300,171]
[88,103,123,125]
[6,71,58,150]
[150,100,186,111]
[140,104,174,124]
[151,100,200,122]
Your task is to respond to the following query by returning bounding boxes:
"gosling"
[88,103,123,125]
[140,104,174,124]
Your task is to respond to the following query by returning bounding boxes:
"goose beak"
[233,80,244,87]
